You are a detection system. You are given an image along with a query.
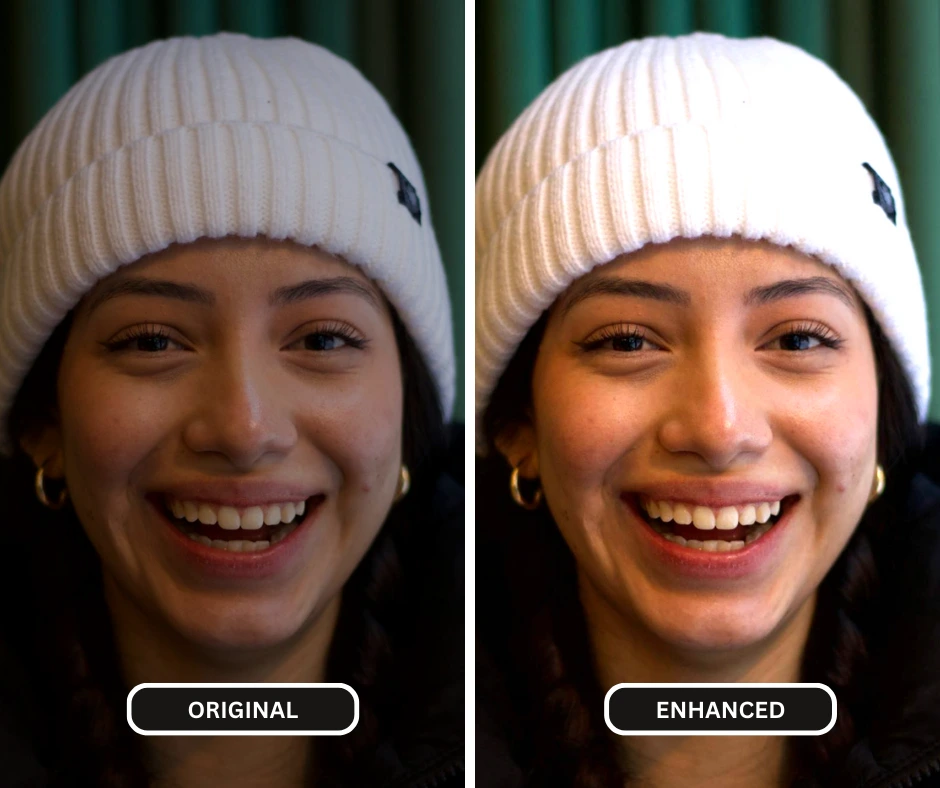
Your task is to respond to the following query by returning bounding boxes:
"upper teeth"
[643,499,782,530]
[167,499,306,530]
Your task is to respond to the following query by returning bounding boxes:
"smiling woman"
[0,34,462,788]
[476,34,940,788]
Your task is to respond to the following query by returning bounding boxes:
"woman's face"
[36,236,403,651]
[506,237,879,652]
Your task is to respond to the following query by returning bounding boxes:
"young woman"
[0,34,463,787]
[476,34,940,787]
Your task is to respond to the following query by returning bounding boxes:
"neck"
[580,574,817,788]
[103,572,341,788]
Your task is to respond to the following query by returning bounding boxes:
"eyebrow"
[744,276,858,311]
[560,275,858,314]
[84,278,215,315]
[561,277,691,314]
[84,275,380,316]
[269,277,380,309]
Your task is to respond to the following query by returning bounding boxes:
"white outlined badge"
[604,683,836,736]
[127,683,359,736]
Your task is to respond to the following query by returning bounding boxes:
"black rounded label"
[127,683,358,735]
[605,684,835,735]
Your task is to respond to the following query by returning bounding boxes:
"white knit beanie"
[476,33,930,447]
[0,32,455,455]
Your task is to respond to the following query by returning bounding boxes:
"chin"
[169,597,313,653]
[641,594,784,654]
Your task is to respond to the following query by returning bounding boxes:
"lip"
[150,492,324,583]
[156,481,317,509]
[633,480,796,509]
[622,492,798,581]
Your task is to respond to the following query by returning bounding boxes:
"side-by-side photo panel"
[476,4,940,787]
[0,3,464,786]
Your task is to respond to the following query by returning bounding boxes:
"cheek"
[532,354,647,487]
[57,361,165,493]
[302,359,404,497]
[781,368,879,498]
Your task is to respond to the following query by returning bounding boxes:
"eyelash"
[576,321,845,353]
[103,324,179,353]
[767,321,844,351]
[289,321,369,351]
[576,323,655,352]
[103,322,369,353]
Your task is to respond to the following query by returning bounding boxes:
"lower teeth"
[653,521,775,551]
[182,522,299,552]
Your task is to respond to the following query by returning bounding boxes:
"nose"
[657,349,772,469]
[182,351,297,469]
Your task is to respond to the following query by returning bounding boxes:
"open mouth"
[159,494,324,553]
[634,494,799,553]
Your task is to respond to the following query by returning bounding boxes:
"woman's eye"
[138,336,168,352]
[303,333,347,351]
[578,325,659,353]
[287,323,367,353]
[610,334,648,352]
[763,323,843,352]
[104,327,183,353]
[776,333,820,351]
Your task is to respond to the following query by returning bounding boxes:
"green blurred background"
[477,0,940,421]
[0,0,466,420]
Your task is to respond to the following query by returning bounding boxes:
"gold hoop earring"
[510,465,542,510]
[35,463,68,510]
[393,465,411,503]
[869,464,885,503]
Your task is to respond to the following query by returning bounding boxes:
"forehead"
[557,236,863,312]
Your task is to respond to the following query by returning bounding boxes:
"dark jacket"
[0,427,465,788]
[476,433,940,788]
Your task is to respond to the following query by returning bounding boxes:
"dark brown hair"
[477,301,923,787]
[1,302,447,786]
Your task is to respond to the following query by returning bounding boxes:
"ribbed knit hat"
[0,32,455,455]
[476,33,930,447]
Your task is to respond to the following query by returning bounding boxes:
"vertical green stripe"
[600,0,634,47]
[641,0,693,36]
[125,0,159,48]
[409,0,465,418]
[699,0,754,38]
[479,0,551,161]
[0,1,13,169]
[168,0,218,37]
[298,0,357,62]
[833,0,873,111]
[78,0,125,74]
[553,0,601,73]
[220,0,278,37]
[770,0,831,61]
[12,0,76,140]
[358,0,400,114]
[883,0,940,419]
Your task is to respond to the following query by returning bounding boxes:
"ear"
[19,422,64,478]
[494,421,539,479]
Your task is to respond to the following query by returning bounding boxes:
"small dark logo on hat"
[862,162,896,225]
[387,162,422,226]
